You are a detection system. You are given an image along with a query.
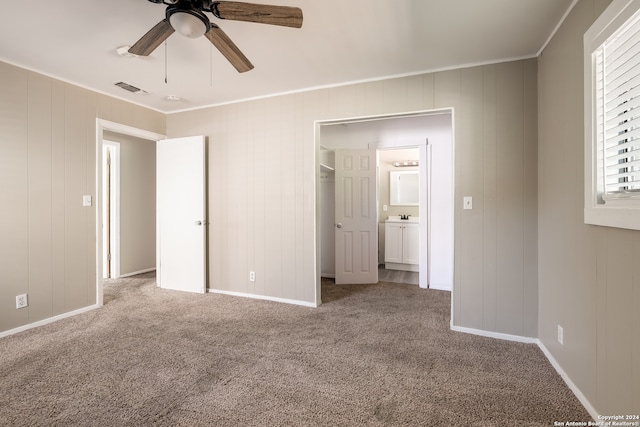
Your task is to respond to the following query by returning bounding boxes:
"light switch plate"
[463,196,473,210]
[83,195,92,207]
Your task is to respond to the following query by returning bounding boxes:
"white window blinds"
[597,11,640,195]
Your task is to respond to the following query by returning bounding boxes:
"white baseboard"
[451,324,600,421]
[450,324,538,343]
[117,268,156,278]
[209,289,318,308]
[385,262,419,272]
[428,283,452,291]
[536,341,600,421]
[0,304,101,339]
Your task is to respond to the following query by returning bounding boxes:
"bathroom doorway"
[377,147,421,286]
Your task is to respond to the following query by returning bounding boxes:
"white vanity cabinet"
[384,219,419,271]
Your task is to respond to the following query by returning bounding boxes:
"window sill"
[602,194,640,206]
[584,204,640,230]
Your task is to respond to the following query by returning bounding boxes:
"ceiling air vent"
[114,81,148,94]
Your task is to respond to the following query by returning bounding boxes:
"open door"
[102,141,120,279]
[157,136,207,293]
[334,149,378,284]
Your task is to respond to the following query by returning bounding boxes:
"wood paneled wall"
[0,61,165,333]
[167,58,538,336]
[538,0,639,415]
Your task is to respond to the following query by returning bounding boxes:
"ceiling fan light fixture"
[168,8,210,38]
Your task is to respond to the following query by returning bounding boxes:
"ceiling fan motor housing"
[148,0,207,6]
[166,3,211,38]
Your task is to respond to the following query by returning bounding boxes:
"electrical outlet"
[557,325,563,345]
[16,294,28,309]
[249,271,255,282]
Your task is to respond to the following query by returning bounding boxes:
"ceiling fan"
[128,0,303,73]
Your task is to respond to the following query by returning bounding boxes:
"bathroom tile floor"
[377,265,419,285]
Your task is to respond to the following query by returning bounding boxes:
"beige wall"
[167,58,538,336]
[103,131,156,276]
[0,61,165,333]
[538,0,639,414]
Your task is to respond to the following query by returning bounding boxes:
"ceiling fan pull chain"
[164,41,168,83]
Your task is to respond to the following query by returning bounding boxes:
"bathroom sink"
[386,215,419,223]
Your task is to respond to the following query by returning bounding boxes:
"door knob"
[336,223,343,229]
[195,221,203,226]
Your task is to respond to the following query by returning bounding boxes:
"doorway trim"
[102,140,120,280]
[314,108,454,307]
[95,119,165,306]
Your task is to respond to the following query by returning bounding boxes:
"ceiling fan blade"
[212,2,303,28]
[205,25,254,73]
[128,19,175,56]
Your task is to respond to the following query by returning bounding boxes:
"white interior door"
[102,141,120,279]
[335,149,378,284]
[157,136,206,293]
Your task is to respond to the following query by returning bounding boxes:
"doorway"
[315,110,454,302]
[377,147,422,286]
[95,120,165,306]
[322,147,424,286]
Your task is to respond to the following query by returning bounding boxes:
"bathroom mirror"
[390,171,419,206]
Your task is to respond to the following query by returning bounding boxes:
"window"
[584,0,640,230]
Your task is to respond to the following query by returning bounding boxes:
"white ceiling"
[0,0,574,114]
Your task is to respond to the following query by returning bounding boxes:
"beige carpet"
[0,274,590,426]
